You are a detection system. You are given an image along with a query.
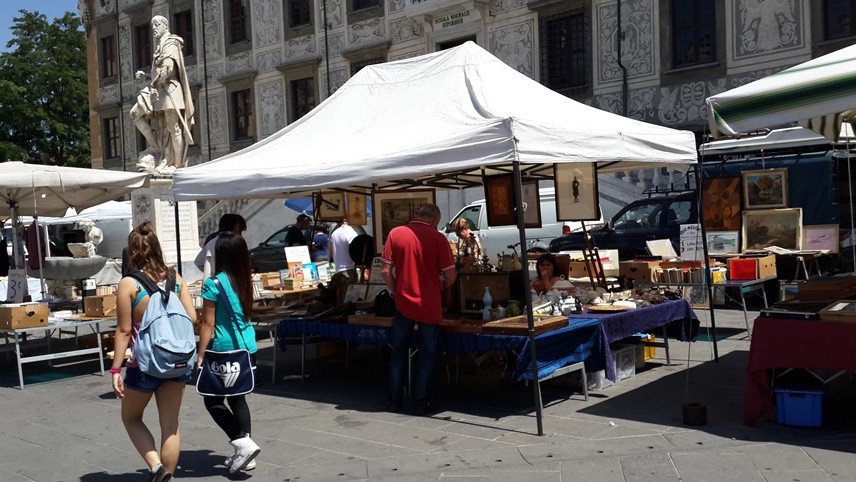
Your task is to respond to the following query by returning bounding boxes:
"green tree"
[0,11,90,167]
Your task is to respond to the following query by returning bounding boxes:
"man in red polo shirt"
[381,203,457,415]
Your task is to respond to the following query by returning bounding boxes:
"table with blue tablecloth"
[278,317,606,383]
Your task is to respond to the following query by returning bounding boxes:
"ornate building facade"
[80,0,855,219]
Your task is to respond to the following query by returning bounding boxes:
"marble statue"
[131,15,194,175]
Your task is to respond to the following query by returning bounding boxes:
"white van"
[444,187,604,257]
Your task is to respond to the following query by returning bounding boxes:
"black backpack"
[374,289,395,317]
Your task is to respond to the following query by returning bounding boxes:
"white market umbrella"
[0,162,148,297]
[706,43,856,140]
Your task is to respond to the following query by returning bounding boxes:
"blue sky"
[0,1,79,51]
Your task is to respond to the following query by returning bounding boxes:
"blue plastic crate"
[774,388,823,427]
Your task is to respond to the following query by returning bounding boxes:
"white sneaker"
[229,436,261,474]
[224,454,256,471]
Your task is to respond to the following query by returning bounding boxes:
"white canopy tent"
[174,42,695,201]
[173,42,698,434]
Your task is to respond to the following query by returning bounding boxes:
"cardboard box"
[728,254,777,280]
[84,294,117,317]
[757,254,777,279]
[620,260,661,284]
[568,261,591,279]
[0,303,49,330]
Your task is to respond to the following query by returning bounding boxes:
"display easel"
[580,221,608,289]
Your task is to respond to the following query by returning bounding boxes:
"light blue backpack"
[129,271,197,379]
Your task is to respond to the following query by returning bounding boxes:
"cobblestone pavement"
[0,308,854,481]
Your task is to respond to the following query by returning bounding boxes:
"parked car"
[549,193,698,260]
[444,187,604,257]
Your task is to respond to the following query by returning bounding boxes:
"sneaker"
[224,454,256,471]
[149,466,173,482]
[229,436,261,474]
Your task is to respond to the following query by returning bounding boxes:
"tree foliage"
[0,11,90,167]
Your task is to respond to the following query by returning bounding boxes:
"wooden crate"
[348,314,395,327]
[481,315,568,336]
[84,294,117,317]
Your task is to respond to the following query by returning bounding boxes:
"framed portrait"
[522,179,542,228]
[554,163,600,221]
[742,168,788,209]
[706,231,740,255]
[702,177,742,231]
[346,192,368,226]
[802,224,839,253]
[372,189,436,254]
[316,191,346,221]
[483,174,517,226]
[742,208,802,252]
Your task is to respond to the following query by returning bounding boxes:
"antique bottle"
[482,286,493,321]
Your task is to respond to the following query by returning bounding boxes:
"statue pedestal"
[131,177,201,283]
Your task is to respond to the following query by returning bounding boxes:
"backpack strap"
[212,276,251,349]
[127,270,176,306]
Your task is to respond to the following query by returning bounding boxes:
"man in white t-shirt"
[329,221,358,274]
[195,214,246,279]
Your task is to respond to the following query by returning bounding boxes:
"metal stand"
[580,221,607,289]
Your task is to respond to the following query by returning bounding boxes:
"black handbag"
[374,289,395,317]
[195,277,255,397]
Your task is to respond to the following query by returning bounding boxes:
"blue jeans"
[388,312,439,405]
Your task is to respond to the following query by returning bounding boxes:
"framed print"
[802,224,839,253]
[316,191,346,221]
[343,284,368,303]
[521,179,542,228]
[554,163,600,221]
[483,174,517,226]
[742,168,788,209]
[346,192,368,226]
[707,231,740,255]
[702,177,742,231]
[682,286,708,309]
[372,189,436,254]
[742,208,802,252]
[365,284,387,302]
[779,281,799,302]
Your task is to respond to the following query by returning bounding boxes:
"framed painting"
[483,174,517,226]
[346,192,368,226]
[554,163,600,221]
[316,191,346,222]
[706,231,739,255]
[521,178,542,228]
[742,208,802,252]
[779,281,799,302]
[372,189,436,254]
[742,168,788,209]
[802,224,839,253]
[702,177,741,231]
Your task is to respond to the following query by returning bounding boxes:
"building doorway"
[437,36,477,51]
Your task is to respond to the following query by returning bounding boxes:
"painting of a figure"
[742,208,801,251]
[742,168,788,209]
[555,163,599,221]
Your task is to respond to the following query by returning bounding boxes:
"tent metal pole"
[174,201,183,276]
[695,162,719,361]
[10,203,21,269]
[847,146,855,270]
[33,216,47,301]
[511,155,543,436]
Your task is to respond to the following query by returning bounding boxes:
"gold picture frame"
[346,192,368,226]
[316,191,347,222]
[742,208,802,252]
[371,189,436,255]
[742,168,788,209]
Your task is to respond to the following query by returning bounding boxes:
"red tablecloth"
[745,316,856,426]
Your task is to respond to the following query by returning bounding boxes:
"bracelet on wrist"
[109,367,122,374]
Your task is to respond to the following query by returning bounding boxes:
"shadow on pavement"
[78,449,233,481]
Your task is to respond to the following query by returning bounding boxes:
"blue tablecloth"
[278,317,604,383]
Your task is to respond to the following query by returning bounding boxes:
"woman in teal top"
[196,232,261,474]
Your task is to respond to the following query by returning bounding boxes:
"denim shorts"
[124,366,192,394]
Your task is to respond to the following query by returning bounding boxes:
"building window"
[350,57,384,76]
[231,89,254,140]
[172,10,194,57]
[291,78,315,121]
[352,0,380,12]
[135,23,152,70]
[540,10,587,91]
[825,0,856,40]
[228,0,249,44]
[289,0,311,27]
[103,117,120,159]
[100,36,117,79]
[672,0,716,68]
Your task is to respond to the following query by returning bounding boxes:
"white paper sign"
[680,224,704,261]
[284,246,312,265]
[7,269,27,303]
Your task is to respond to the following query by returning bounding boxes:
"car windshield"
[451,205,481,232]
[265,228,289,245]
[613,202,663,230]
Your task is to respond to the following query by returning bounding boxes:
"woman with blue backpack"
[111,223,198,482]
[196,232,261,474]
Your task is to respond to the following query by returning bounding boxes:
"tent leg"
[848,153,855,270]
[695,163,719,362]
[512,159,543,436]
[33,217,47,301]
[10,204,21,269]
[174,201,183,276]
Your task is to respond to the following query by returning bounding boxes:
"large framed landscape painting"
[372,189,436,254]
[742,208,802,252]
[742,168,788,209]
[702,177,741,231]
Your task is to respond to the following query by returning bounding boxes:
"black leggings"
[204,395,251,441]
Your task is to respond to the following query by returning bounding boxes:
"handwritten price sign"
[7,269,27,303]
